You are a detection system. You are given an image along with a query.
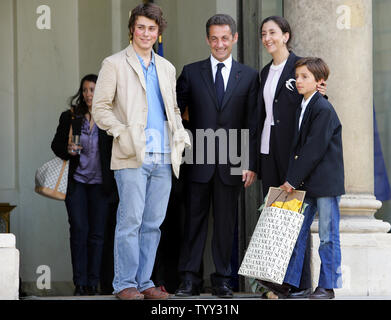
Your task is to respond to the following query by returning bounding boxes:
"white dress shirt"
[298,91,317,130]
[260,59,287,154]
[210,54,233,91]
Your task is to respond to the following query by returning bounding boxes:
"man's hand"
[279,181,293,193]
[242,170,257,188]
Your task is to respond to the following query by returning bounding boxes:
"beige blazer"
[92,44,191,178]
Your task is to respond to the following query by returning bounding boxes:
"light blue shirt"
[137,52,171,154]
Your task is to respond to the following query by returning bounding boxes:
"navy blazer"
[177,58,259,186]
[286,91,345,198]
[258,51,302,178]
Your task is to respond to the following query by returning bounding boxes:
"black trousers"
[99,200,118,294]
[65,180,110,287]
[178,171,241,287]
[260,127,312,290]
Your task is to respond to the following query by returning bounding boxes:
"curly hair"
[128,3,167,41]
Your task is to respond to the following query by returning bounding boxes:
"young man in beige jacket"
[92,3,190,300]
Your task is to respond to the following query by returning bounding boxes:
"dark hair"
[260,16,292,49]
[206,14,237,37]
[128,3,167,40]
[69,74,97,117]
[295,57,330,81]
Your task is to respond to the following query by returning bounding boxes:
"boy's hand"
[280,181,293,193]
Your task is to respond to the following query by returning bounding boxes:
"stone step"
[21,293,391,300]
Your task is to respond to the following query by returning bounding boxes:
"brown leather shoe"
[141,287,170,300]
[115,287,144,300]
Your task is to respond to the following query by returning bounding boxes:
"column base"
[311,215,391,233]
[310,233,391,296]
[0,234,19,300]
[310,194,390,233]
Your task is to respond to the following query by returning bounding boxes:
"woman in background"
[51,74,117,296]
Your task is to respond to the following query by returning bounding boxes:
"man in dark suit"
[175,14,259,298]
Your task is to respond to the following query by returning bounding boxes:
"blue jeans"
[112,153,172,294]
[284,196,342,289]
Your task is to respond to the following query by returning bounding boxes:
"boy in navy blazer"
[279,57,345,299]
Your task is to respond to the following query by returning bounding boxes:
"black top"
[286,91,345,198]
[51,110,118,200]
[258,51,303,179]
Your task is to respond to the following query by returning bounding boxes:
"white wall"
[156,0,237,74]
[15,0,80,292]
[0,0,16,192]
[0,0,132,295]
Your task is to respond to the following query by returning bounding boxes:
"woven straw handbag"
[34,124,73,201]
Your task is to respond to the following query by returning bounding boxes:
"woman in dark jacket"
[257,16,326,299]
[259,16,326,197]
[51,74,118,296]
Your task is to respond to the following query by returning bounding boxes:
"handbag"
[34,124,73,201]
[238,187,306,284]
[35,157,69,200]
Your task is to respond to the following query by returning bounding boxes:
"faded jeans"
[284,196,342,289]
[112,153,172,294]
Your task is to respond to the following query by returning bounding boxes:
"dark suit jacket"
[177,57,259,186]
[51,110,118,200]
[286,91,345,198]
[258,51,302,178]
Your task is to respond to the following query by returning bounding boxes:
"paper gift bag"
[238,187,306,284]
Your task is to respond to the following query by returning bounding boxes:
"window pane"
[373,0,391,224]
[260,0,283,67]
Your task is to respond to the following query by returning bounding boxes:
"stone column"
[284,0,391,296]
[0,234,19,300]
